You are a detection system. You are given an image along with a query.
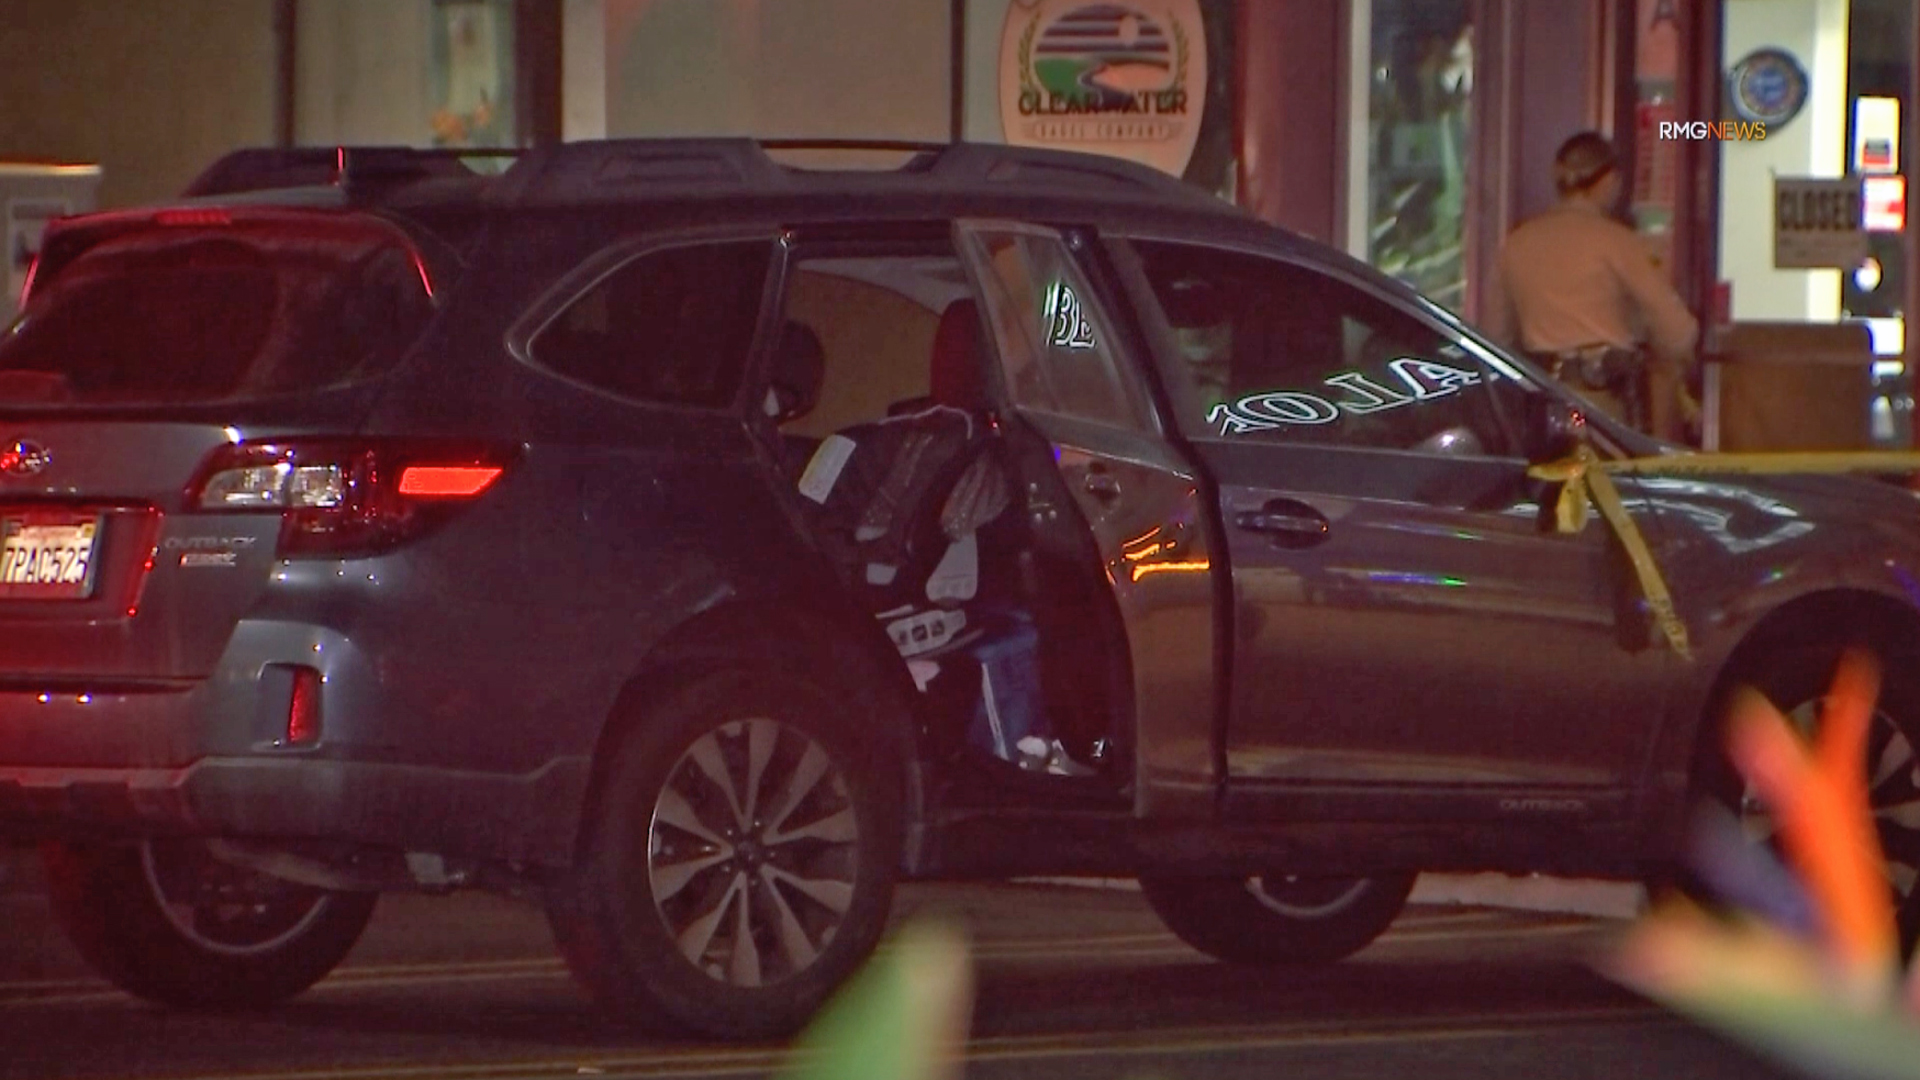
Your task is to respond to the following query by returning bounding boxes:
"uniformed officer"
[1486,131,1700,442]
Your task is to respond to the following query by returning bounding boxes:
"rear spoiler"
[21,205,441,307]
[181,146,522,201]
[8,147,502,309]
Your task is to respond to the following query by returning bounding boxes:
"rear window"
[0,224,436,408]
[530,240,772,409]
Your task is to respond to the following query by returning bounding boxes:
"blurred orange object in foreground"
[1723,647,1898,990]
[1604,648,1920,1080]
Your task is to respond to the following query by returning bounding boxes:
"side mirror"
[1526,393,1589,463]
[1524,395,1597,535]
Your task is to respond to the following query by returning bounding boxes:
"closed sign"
[1774,178,1868,268]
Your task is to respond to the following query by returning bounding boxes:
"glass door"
[1709,0,1916,449]
[1350,0,1477,314]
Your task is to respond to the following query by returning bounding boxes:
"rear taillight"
[287,666,322,746]
[397,464,504,497]
[17,253,38,307]
[186,440,517,557]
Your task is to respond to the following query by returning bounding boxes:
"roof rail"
[492,139,784,202]
[919,142,1217,204]
[182,146,523,200]
[494,137,1224,209]
[759,139,952,172]
[758,139,951,154]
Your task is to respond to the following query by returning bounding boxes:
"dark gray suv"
[3,139,1918,1040]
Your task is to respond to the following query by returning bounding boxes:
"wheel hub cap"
[139,840,333,957]
[1745,697,1920,906]
[646,718,861,988]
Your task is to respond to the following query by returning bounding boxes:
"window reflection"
[1365,0,1473,312]
[1636,477,1819,554]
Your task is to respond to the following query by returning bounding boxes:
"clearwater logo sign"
[999,0,1208,179]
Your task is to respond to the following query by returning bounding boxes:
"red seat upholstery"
[929,299,989,411]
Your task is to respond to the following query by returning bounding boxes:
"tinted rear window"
[0,224,435,408]
[531,240,772,409]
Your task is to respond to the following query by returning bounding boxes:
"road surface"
[0,871,1795,1080]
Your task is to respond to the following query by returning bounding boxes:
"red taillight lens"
[186,440,518,558]
[397,465,503,498]
[17,253,38,307]
[287,666,322,746]
[154,209,233,227]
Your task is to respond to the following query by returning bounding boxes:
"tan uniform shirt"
[1485,201,1699,367]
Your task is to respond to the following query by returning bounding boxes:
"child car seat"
[794,299,1012,652]
[793,300,1084,775]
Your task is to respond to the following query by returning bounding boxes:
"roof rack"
[921,142,1218,203]
[182,146,523,200]
[758,139,952,154]
[491,138,1225,210]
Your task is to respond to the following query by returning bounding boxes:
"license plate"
[0,514,102,600]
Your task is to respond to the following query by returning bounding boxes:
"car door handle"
[1234,502,1330,548]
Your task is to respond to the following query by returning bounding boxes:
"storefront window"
[1362,0,1473,312]
[294,0,521,152]
[1185,0,1239,200]
[1841,0,1912,349]
[429,0,517,149]
[1844,0,1915,444]
[1632,0,1683,273]
[1712,0,1914,447]
[606,0,946,141]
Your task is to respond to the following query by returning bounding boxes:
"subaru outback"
[2,139,1918,1040]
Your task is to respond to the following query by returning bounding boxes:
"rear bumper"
[0,608,600,867]
[0,755,591,868]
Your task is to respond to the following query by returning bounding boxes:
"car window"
[1131,240,1519,457]
[775,259,945,439]
[961,229,1156,433]
[0,226,434,409]
[532,240,772,409]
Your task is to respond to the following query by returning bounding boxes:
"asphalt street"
[0,866,1798,1080]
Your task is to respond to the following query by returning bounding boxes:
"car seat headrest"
[769,320,825,420]
[930,299,990,411]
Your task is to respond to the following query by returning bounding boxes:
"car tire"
[545,667,905,1040]
[1138,872,1416,965]
[40,839,377,1009]
[1690,640,1920,954]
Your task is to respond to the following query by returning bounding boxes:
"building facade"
[0,0,1912,441]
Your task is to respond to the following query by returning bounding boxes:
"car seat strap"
[924,533,979,604]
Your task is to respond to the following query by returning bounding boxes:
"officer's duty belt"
[1528,345,1645,392]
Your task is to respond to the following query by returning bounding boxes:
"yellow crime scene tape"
[1524,447,1920,665]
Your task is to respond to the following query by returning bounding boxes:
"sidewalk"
[1017,873,1648,919]
[1409,872,1646,919]
[2,844,1645,919]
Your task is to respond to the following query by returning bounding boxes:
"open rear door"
[951,219,1222,819]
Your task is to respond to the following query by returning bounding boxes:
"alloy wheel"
[1247,875,1372,919]
[646,718,862,988]
[139,840,334,957]
[1738,697,1920,905]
